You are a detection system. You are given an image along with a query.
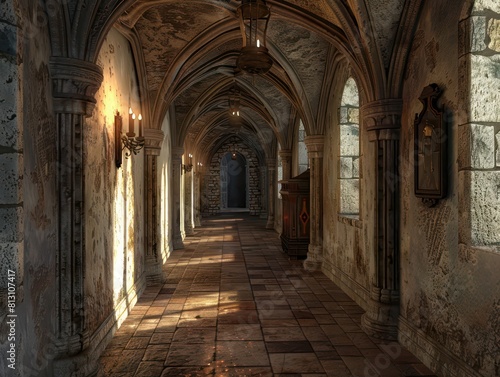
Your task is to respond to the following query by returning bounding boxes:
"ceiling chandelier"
[236,0,273,75]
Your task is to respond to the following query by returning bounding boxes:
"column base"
[185,225,194,236]
[145,257,163,285]
[303,245,323,271]
[361,287,400,340]
[266,216,275,229]
[173,236,184,250]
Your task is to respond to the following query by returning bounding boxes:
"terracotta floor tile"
[216,340,270,367]
[217,324,263,341]
[269,353,324,373]
[96,216,433,377]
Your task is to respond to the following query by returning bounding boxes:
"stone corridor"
[97,216,436,377]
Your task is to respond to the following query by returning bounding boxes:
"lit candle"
[257,39,260,48]
[131,113,136,136]
[128,108,134,134]
[138,114,143,137]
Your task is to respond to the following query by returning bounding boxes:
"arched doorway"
[221,152,248,210]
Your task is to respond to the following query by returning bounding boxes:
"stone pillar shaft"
[279,150,293,180]
[50,57,103,357]
[266,159,276,229]
[303,136,324,271]
[144,128,164,284]
[194,169,202,227]
[184,169,194,235]
[172,147,184,249]
[361,99,402,340]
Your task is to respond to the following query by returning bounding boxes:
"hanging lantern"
[228,83,242,128]
[228,84,241,118]
[236,0,273,75]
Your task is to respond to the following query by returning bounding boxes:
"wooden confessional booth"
[280,169,310,259]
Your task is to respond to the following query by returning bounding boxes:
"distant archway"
[221,152,248,209]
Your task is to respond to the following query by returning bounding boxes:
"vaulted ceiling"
[93,0,412,163]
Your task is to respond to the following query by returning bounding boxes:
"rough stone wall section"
[0,1,22,318]
[458,1,500,246]
[203,137,261,216]
[399,1,500,376]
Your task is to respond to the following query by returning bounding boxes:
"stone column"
[172,147,184,249]
[361,99,402,339]
[49,57,103,356]
[303,136,324,271]
[193,166,202,227]
[260,165,268,219]
[266,158,276,228]
[279,149,293,180]
[184,167,194,235]
[144,129,164,284]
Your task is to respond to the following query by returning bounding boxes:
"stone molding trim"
[361,99,403,131]
[50,57,104,116]
[399,316,484,377]
[322,258,370,307]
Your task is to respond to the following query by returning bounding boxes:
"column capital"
[361,99,402,132]
[266,158,277,168]
[144,128,164,155]
[50,57,103,116]
[278,149,292,159]
[304,135,324,158]
[172,146,184,159]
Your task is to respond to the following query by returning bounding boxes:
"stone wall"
[202,137,262,216]
[0,1,58,375]
[85,28,145,339]
[399,1,500,376]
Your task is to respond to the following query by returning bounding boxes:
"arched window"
[339,77,360,215]
[298,120,308,174]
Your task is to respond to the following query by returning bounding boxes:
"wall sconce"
[236,0,273,75]
[115,108,145,168]
[195,162,204,175]
[183,153,193,173]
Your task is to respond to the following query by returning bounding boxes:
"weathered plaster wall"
[399,1,500,376]
[158,112,173,263]
[0,1,57,375]
[322,83,376,308]
[85,28,145,338]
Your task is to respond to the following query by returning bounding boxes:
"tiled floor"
[97,215,436,377]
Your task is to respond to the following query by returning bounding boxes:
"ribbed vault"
[43,0,420,165]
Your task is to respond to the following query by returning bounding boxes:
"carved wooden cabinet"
[280,169,310,259]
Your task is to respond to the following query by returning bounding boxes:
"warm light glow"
[138,114,142,121]
[257,39,260,48]
[132,113,136,120]
[129,107,133,115]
